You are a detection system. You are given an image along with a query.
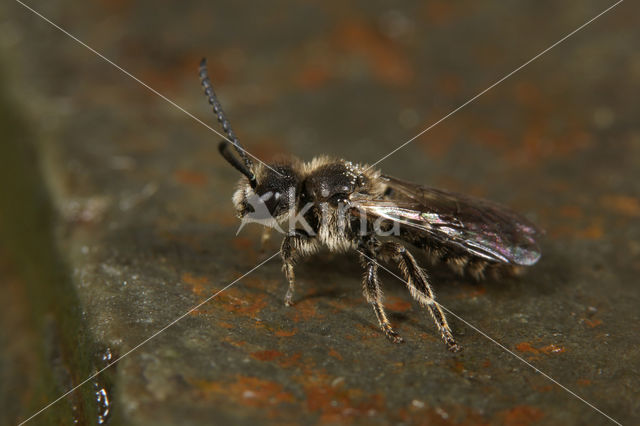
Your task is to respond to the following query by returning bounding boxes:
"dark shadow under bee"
[199,58,542,352]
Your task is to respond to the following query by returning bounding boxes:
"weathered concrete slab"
[1,0,639,424]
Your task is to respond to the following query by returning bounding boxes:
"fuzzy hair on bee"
[199,58,542,352]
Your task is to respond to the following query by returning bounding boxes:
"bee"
[199,59,542,352]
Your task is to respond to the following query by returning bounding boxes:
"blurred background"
[1,1,638,424]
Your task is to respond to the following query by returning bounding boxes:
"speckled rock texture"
[1,1,639,425]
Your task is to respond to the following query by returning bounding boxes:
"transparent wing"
[350,175,542,266]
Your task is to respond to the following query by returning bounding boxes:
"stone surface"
[1,0,639,424]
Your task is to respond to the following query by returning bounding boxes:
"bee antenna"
[218,141,257,188]
[199,58,254,173]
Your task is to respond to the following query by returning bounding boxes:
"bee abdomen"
[438,251,522,280]
[466,259,488,280]
[416,239,523,280]
[446,256,469,276]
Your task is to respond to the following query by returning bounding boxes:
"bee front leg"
[280,233,317,307]
[358,238,404,344]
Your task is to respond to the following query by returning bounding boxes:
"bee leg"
[380,242,461,352]
[358,240,404,344]
[280,234,318,307]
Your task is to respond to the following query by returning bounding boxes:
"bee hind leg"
[358,239,404,344]
[380,242,461,352]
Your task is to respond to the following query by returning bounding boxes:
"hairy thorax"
[301,158,384,251]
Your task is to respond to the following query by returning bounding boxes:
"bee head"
[231,161,300,224]
[200,58,300,227]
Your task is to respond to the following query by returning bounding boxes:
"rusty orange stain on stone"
[474,127,510,150]
[135,52,220,95]
[419,125,457,159]
[222,336,246,347]
[217,287,243,301]
[514,81,546,109]
[237,296,268,315]
[532,384,554,393]
[551,129,592,158]
[277,352,303,369]
[600,195,640,217]
[500,405,544,426]
[221,293,268,317]
[418,332,437,342]
[295,66,331,90]
[438,74,462,96]
[399,403,488,425]
[251,350,284,362]
[174,169,207,187]
[207,209,238,226]
[151,51,233,93]
[423,1,457,26]
[385,296,412,312]
[540,344,565,355]
[576,223,604,240]
[328,348,343,360]
[515,342,538,354]
[290,299,323,322]
[332,19,413,86]
[583,318,602,328]
[241,276,271,292]
[545,180,571,193]
[392,362,406,370]
[355,323,379,340]
[194,375,294,407]
[577,378,592,386]
[274,328,297,337]
[449,360,466,375]
[231,237,254,251]
[304,381,385,423]
[455,284,487,299]
[559,205,582,219]
[550,217,604,240]
[218,321,233,329]
[467,111,592,167]
[235,376,296,406]
[182,272,210,297]
[516,342,565,356]
[253,138,294,163]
